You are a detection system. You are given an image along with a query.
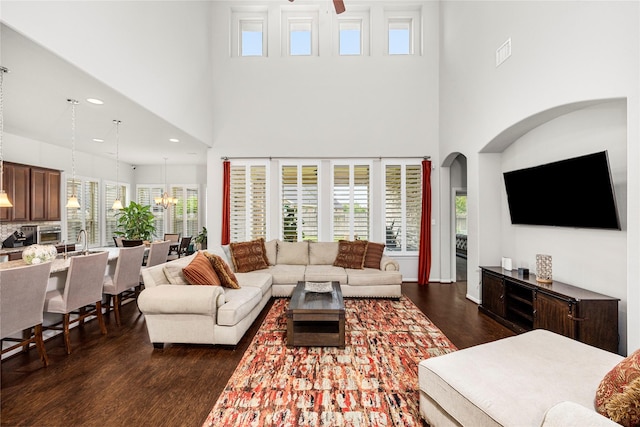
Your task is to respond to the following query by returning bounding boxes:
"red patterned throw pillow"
[363,241,385,269]
[333,240,369,269]
[230,238,269,273]
[595,348,640,427]
[182,252,221,286]
[204,252,240,289]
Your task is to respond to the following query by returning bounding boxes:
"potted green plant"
[194,226,207,250]
[114,201,157,246]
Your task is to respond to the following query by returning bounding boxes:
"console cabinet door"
[533,292,577,339]
[482,271,506,318]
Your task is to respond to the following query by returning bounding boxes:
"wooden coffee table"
[286,281,345,347]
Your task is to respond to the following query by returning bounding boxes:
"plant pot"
[122,239,144,247]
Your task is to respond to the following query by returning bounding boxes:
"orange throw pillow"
[363,241,385,269]
[595,348,640,426]
[230,238,269,273]
[333,240,368,269]
[204,252,240,289]
[182,252,220,286]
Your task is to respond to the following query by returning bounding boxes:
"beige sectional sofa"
[138,240,402,347]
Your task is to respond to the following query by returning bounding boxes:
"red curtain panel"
[418,159,432,285]
[221,160,231,245]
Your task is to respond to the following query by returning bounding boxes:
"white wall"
[439,1,639,353]
[208,1,441,281]
[1,0,215,145]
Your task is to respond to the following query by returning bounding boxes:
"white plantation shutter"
[332,163,370,241]
[281,164,319,242]
[185,188,199,238]
[230,164,268,242]
[66,178,99,246]
[137,186,165,239]
[105,183,127,243]
[384,162,422,252]
[171,187,185,238]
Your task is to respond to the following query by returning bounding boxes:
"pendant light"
[65,99,81,208]
[111,120,123,210]
[0,66,13,208]
[154,157,178,209]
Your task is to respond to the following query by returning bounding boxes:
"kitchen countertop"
[0,247,121,273]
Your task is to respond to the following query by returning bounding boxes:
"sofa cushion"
[182,252,221,286]
[229,238,269,273]
[218,286,262,326]
[363,242,385,269]
[346,268,402,286]
[309,242,339,265]
[204,253,240,289]
[595,348,640,426]
[207,246,232,268]
[277,241,309,265]
[264,239,277,266]
[269,264,306,285]
[304,265,347,284]
[235,271,273,296]
[333,240,368,269]
[163,264,190,285]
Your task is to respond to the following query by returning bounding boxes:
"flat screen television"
[503,151,620,230]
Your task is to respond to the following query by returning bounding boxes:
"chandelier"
[66,99,81,208]
[0,66,12,208]
[154,157,178,209]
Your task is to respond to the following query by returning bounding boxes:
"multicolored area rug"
[203,297,457,427]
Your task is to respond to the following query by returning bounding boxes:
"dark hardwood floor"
[1,281,513,427]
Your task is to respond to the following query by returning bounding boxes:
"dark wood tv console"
[479,266,619,353]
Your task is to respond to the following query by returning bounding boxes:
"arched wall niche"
[481,97,625,153]
[470,97,628,353]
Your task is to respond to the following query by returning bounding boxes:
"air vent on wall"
[496,38,512,67]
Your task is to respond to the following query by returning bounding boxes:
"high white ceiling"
[0,24,210,166]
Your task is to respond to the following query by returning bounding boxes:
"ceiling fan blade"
[334,0,346,14]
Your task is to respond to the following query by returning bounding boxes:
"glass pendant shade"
[66,194,80,209]
[112,198,123,210]
[0,190,12,207]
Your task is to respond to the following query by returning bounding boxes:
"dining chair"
[103,245,145,326]
[167,236,192,261]
[44,251,109,355]
[113,236,124,247]
[144,240,171,268]
[164,233,180,256]
[1,262,52,367]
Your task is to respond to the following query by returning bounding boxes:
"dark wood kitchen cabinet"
[30,167,61,221]
[0,162,30,221]
[480,266,619,353]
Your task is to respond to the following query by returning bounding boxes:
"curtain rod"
[221,156,431,161]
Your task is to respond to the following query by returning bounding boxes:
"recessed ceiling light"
[92,138,104,143]
[86,98,104,105]
[169,138,180,143]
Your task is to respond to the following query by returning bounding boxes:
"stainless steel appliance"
[21,225,62,246]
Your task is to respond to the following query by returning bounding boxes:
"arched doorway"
[442,152,467,283]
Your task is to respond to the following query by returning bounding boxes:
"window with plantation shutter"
[169,186,199,239]
[106,183,127,244]
[66,178,99,246]
[230,163,268,242]
[137,186,165,240]
[384,162,422,253]
[281,163,319,242]
[332,163,370,241]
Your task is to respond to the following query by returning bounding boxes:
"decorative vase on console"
[22,244,57,265]
[536,254,553,284]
